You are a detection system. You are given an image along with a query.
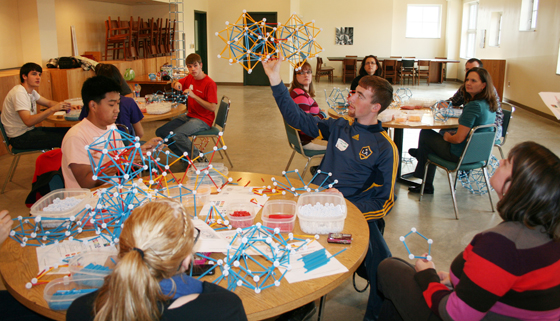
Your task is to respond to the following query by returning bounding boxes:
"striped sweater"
[415,221,560,321]
[290,88,323,145]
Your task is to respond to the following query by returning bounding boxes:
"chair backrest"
[284,120,304,154]
[459,124,497,166]
[418,60,430,67]
[344,58,356,70]
[214,96,231,131]
[0,113,13,155]
[383,60,396,73]
[499,102,515,140]
[401,59,415,69]
[316,57,324,73]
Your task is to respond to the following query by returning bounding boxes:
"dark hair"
[463,67,498,112]
[290,61,315,97]
[186,53,202,65]
[20,63,42,83]
[498,141,560,240]
[95,64,128,96]
[358,75,393,113]
[466,58,483,68]
[358,55,382,77]
[81,76,121,114]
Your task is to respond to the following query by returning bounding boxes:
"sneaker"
[408,185,434,194]
[275,302,317,321]
[408,148,418,158]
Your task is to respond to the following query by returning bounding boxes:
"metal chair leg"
[218,139,234,168]
[446,171,459,220]
[301,158,312,179]
[498,145,505,159]
[482,167,495,212]
[317,295,327,321]
[1,155,19,194]
[419,161,430,201]
[285,151,296,172]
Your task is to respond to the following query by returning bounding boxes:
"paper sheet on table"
[538,92,560,120]
[36,236,116,274]
[192,218,230,253]
[198,185,268,217]
[279,242,348,283]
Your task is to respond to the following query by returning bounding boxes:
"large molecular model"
[216,11,324,73]
[324,88,349,115]
[400,228,433,261]
[269,169,338,197]
[10,126,232,247]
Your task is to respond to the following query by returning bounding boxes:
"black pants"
[9,127,69,150]
[378,258,441,321]
[412,129,459,187]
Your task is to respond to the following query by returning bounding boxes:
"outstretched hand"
[262,52,284,86]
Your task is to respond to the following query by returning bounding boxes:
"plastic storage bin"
[226,202,257,228]
[261,200,297,233]
[296,192,347,234]
[69,250,118,281]
[44,276,104,310]
[187,171,226,187]
[30,189,93,228]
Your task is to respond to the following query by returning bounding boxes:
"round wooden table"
[43,104,186,127]
[381,110,460,186]
[0,171,368,321]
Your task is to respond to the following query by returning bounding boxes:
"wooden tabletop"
[0,171,368,321]
[327,57,460,63]
[43,104,186,126]
[125,74,172,85]
[328,108,460,129]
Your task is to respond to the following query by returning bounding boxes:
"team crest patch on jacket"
[360,146,373,160]
[352,134,359,141]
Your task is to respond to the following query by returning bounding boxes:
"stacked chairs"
[104,16,175,60]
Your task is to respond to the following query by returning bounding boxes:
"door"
[194,11,208,75]
[243,12,277,86]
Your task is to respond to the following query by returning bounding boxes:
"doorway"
[194,11,208,75]
[243,12,277,86]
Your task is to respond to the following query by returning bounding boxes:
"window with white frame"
[461,2,478,58]
[405,5,442,38]
[519,0,539,31]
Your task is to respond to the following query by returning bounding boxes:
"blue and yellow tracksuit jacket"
[272,82,398,221]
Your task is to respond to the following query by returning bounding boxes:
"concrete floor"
[1,78,559,320]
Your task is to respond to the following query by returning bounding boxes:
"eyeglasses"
[193,227,200,245]
[296,70,312,75]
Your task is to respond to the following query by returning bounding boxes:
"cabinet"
[480,59,506,101]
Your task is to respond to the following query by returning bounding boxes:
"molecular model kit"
[10,126,232,248]
[400,228,433,261]
[216,11,324,73]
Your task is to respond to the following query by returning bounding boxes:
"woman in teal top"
[409,67,498,194]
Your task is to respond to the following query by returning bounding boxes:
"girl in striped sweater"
[378,141,560,321]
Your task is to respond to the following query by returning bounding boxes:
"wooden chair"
[159,19,170,55]
[435,57,447,81]
[342,57,357,83]
[315,57,334,83]
[417,60,431,85]
[149,18,161,57]
[119,18,137,60]
[399,59,416,85]
[383,59,397,84]
[104,17,131,60]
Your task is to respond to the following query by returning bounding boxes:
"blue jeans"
[364,218,392,321]
[155,115,210,158]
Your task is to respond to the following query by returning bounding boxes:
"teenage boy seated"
[1,62,71,149]
[155,53,217,159]
[61,76,162,189]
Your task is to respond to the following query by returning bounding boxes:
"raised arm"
[17,97,71,127]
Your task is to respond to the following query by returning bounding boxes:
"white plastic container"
[296,192,347,234]
[69,250,118,279]
[44,276,104,310]
[64,97,83,108]
[30,189,93,228]
[261,200,297,233]
[226,202,257,228]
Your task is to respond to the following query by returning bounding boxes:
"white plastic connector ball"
[256,222,262,228]
[26,282,32,289]
[274,227,280,234]
[253,275,260,282]
[255,288,261,294]
[409,254,415,260]
[428,239,433,244]
[411,227,417,232]
[237,280,243,286]
[233,261,240,267]
[399,236,405,242]
[426,255,432,261]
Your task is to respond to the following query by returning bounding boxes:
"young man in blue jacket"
[263,57,398,321]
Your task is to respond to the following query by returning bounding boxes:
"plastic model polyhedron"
[400,228,433,261]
